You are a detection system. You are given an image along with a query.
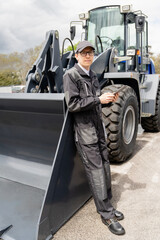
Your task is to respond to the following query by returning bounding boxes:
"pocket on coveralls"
[78,126,98,144]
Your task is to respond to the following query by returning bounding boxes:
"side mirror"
[70,26,76,40]
[135,16,145,32]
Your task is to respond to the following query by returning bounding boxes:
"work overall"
[63,64,115,220]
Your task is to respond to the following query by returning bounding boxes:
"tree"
[151,54,160,73]
[62,42,79,54]
[0,70,21,86]
[17,44,43,84]
[0,43,43,86]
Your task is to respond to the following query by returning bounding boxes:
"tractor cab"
[71,5,150,73]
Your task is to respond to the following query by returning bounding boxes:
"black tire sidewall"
[102,85,139,162]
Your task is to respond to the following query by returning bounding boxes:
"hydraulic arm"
[25,30,63,93]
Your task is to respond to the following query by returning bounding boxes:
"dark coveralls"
[63,63,115,220]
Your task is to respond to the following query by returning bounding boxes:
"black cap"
[75,41,95,53]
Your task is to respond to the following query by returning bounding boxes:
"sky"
[0,0,160,55]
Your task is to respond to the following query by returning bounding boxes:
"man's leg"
[76,141,125,235]
[98,136,112,199]
[76,141,115,220]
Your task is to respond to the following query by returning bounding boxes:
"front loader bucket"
[0,93,91,240]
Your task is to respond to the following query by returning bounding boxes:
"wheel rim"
[122,105,135,144]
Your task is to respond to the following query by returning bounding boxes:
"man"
[63,41,125,235]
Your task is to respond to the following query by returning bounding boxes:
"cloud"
[34,0,62,15]
[0,0,65,53]
[0,0,160,55]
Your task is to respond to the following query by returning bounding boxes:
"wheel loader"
[0,4,159,240]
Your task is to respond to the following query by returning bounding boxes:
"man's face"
[75,47,94,70]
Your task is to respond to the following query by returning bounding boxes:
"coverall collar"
[78,63,90,76]
[74,63,96,79]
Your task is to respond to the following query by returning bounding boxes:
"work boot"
[114,210,124,221]
[101,217,125,235]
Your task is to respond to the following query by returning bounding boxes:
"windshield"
[87,6,124,55]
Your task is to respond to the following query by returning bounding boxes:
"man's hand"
[99,92,118,104]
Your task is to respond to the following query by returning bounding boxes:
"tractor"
[26,4,160,162]
[0,4,159,240]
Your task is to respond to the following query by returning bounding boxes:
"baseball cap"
[75,41,95,53]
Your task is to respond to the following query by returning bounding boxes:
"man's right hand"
[99,92,118,104]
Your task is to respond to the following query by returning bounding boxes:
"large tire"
[141,84,160,132]
[102,85,139,162]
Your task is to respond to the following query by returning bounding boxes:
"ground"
[53,126,160,240]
